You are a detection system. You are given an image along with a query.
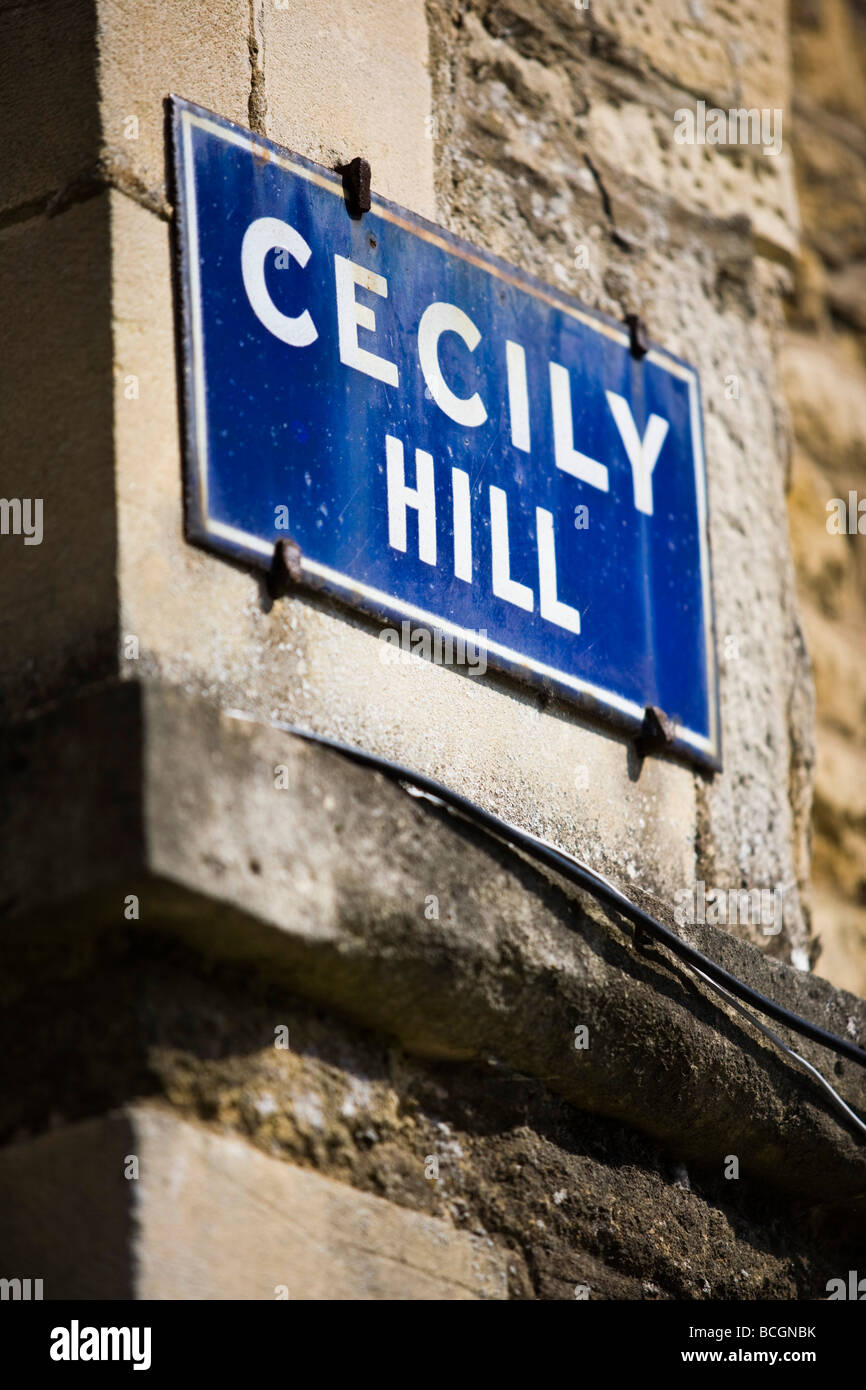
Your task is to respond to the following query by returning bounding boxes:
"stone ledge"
[1,678,865,1216]
[0,1105,507,1299]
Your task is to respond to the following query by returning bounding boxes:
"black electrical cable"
[230,711,866,1072]
[691,965,866,1138]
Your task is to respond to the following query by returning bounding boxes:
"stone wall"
[2,0,865,1300]
[424,0,816,965]
[1,685,864,1297]
[1,0,819,963]
[784,0,866,996]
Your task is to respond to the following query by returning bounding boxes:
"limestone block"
[0,196,117,717]
[593,0,791,111]
[3,682,864,1204]
[782,334,866,487]
[0,1106,507,1299]
[811,888,866,1004]
[458,5,798,260]
[801,606,866,742]
[0,0,99,215]
[795,116,866,269]
[792,0,866,124]
[787,447,853,618]
[257,0,437,219]
[97,0,251,206]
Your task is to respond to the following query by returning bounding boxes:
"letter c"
[418,301,487,427]
[241,216,318,347]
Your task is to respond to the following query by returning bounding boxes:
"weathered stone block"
[257,0,437,218]
[97,0,250,209]
[0,195,117,717]
[0,1106,507,1298]
[1,681,864,1211]
[0,0,99,216]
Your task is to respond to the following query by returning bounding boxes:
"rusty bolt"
[635,704,676,759]
[337,156,371,218]
[625,312,649,360]
[267,537,303,599]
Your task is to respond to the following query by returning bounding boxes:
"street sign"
[171,96,720,770]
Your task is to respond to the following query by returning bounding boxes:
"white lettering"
[386,434,436,565]
[490,485,533,611]
[451,466,473,582]
[549,362,609,493]
[334,255,399,386]
[241,217,317,347]
[505,340,531,452]
[605,391,669,516]
[537,507,580,633]
[418,302,487,427]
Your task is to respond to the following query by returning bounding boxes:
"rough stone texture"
[2,682,864,1216]
[784,0,866,996]
[2,0,864,1304]
[0,1107,507,1299]
[0,930,862,1300]
[0,0,818,964]
[594,0,790,114]
[425,0,815,967]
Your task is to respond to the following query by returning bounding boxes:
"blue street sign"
[171,96,720,770]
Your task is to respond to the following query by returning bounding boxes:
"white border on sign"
[178,106,719,764]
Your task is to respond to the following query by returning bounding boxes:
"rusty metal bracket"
[633,921,655,954]
[337,156,371,218]
[267,537,303,599]
[635,704,675,759]
[625,312,649,360]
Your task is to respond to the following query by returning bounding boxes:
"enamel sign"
[171,97,720,769]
